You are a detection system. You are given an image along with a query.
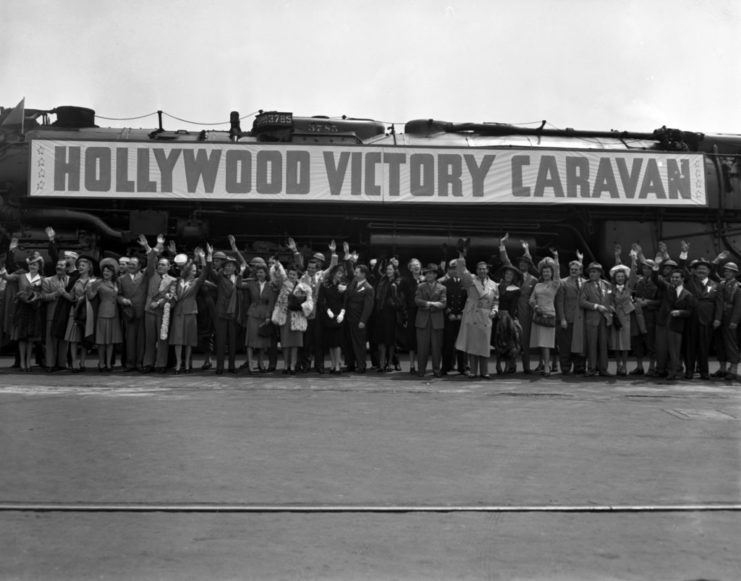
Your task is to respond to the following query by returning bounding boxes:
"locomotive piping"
[20,208,124,240]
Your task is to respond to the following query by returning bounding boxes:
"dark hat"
[661,259,678,268]
[515,254,535,268]
[213,251,228,261]
[722,262,739,273]
[312,252,326,263]
[689,258,712,269]
[495,264,523,284]
[223,253,239,265]
[447,259,458,269]
[586,261,604,274]
[422,263,439,275]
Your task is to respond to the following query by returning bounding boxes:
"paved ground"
[0,358,739,580]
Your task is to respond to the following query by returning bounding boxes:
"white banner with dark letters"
[29,140,707,206]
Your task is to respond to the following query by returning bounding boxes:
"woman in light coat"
[454,247,499,379]
[271,260,314,374]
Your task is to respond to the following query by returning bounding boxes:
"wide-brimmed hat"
[99,257,118,272]
[212,251,228,261]
[495,264,523,284]
[312,252,326,264]
[26,255,44,268]
[586,261,604,274]
[422,263,439,275]
[609,264,631,279]
[722,262,739,273]
[689,258,712,269]
[174,253,189,267]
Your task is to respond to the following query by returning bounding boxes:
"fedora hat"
[689,258,712,269]
[722,262,739,273]
[212,251,228,261]
[422,263,439,275]
[586,261,604,274]
[660,259,678,268]
[312,252,326,264]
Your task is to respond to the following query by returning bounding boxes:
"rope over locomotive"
[1,101,740,264]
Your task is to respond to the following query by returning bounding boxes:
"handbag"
[257,320,273,338]
[532,312,556,327]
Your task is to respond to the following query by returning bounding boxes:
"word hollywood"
[32,140,706,206]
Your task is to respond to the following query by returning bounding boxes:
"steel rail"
[1,503,740,513]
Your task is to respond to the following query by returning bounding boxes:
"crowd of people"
[1,227,739,381]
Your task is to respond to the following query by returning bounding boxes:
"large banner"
[29,139,707,206]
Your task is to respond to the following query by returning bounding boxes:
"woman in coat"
[0,254,45,371]
[86,257,123,371]
[454,249,499,379]
[244,259,278,372]
[64,255,96,372]
[374,262,402,372]
[318,264,347,374]
[170,248,212,373]
[529,251,560,376]
[271,261,314,374]
[608,249,638,376]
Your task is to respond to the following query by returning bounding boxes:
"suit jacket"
[685,276,719,325]
[41,274,69,320]
[443,276,467,318]
[245,279,278,320]
[556,276,585,324]
[119,271,148,319]
[579,278,614,327]
[344,279,375,325]
[208,270,248,320]
[414,281,447,330]
[657,285,695,332]
[173,263,211,317]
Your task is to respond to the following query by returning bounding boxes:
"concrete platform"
[1,358,739,579]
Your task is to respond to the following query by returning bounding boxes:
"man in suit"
[579,262,614,377]
[441,259,467,375]
[142,234,175,373]
[415,264,447,377]
[40,258,70,370]
[713,262,741,380]
[654,265,696,379]
[556,258,586,375]
[344,264,375,373]
[208,253,245,374]
[118,254,149,371]
[682,257,718,379]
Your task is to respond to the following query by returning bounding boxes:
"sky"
[1,0,739,135]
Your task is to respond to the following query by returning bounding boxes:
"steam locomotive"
[1,101,740,264]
